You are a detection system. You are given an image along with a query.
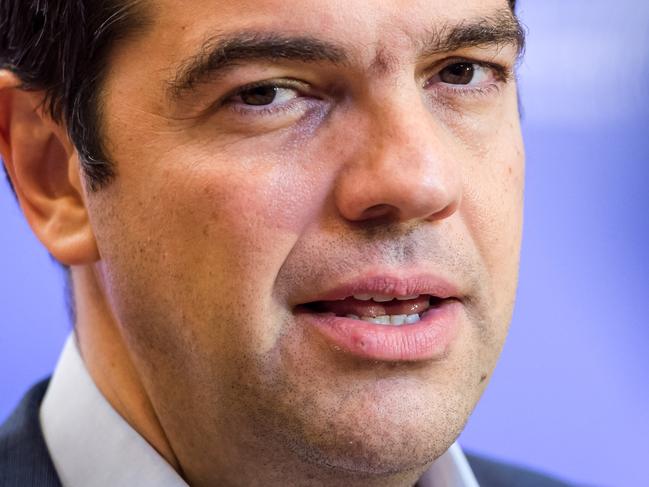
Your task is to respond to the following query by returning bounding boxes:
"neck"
[71,264,181,472]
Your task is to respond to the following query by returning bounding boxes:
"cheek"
[176,152,325,267]
[458,114,525,317]
[132,148,332,339]
[88,151,331,381]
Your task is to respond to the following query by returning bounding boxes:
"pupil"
[441,63,474,85]
[241,86,277,106]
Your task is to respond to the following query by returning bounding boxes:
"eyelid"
[208,77,328,123]
[423,56,512,86]
[224,78,310,104]
[421,61,511,106]
[192,77,306,121]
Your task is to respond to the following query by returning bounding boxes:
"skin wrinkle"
[9,0,526,485]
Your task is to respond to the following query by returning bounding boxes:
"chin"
[274,378,476,478]
[235,311,492,480]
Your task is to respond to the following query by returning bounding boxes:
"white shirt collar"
[40,334,479,487]
[40,335,188,486]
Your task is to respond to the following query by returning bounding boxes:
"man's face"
[87,0,524,483]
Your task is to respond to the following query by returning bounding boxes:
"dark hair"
[0,1,148,190]
[1,0,517,191]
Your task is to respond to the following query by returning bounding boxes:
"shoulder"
[466,451,576,487]
[0,379,61,487]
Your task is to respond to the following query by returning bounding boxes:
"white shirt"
[40,335,480,487]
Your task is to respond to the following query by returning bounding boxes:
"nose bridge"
[334,94,462,223]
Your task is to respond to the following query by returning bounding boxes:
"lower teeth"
[345,314,421,325]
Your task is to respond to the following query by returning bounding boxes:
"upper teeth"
[345,314,421,325]
[353,294,420,302]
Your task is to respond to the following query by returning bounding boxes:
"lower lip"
[299,300,463,362]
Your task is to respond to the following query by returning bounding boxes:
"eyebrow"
[167,33,348,100]
[167,8,525,101]
[423,9,526,57]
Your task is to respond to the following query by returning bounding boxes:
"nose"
[333,99,462,224]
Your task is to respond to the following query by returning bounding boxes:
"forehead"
[151,0,505,33]
[129,0,512,66]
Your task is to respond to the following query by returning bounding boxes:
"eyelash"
[219,59,511,118]
[431,59,511,98]
[221,79,317,118]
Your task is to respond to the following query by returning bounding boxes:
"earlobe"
[0,70,100,266]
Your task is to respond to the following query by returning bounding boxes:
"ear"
[0,70,100,265]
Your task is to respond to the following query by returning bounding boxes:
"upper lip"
[295,272,462,305]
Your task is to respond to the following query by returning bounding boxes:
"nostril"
[425,198,460,222]
[360,204,397,220]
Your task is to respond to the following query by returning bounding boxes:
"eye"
[438,62,492,86]
[231,84,300,107]
[213,79,325,131]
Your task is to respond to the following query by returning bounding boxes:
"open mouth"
[298,294,448,326]
[294,275,462,361]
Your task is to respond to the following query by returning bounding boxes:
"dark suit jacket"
[1,380,574,486]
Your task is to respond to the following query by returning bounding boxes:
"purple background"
[1,2,647,486]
